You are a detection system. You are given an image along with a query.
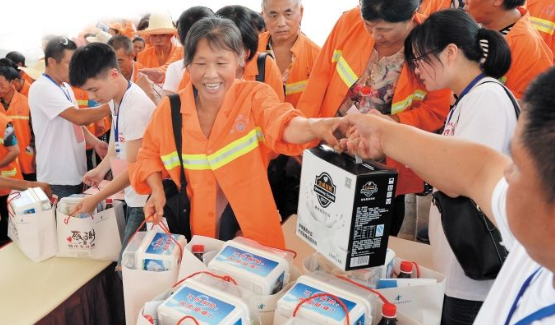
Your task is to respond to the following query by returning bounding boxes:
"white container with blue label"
[157,276,251,325]
[122,231,186,271]
[274,271,376,325]
[208,237,291,295]
[9,187,51,215]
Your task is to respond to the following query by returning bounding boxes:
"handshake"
[308,109,396,161]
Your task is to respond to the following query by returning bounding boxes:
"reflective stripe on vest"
[391,90,426,114]
[332,50,358,88]
[285,80,308,96]
[161,127,265,171]
[9,115,29,120]
[531,16,555,35]
[1,166,17,177]
[76,99,89,107]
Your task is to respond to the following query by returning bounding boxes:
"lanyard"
[504,267,555,325]
[114,81,132,145]
[43,73,72,102]
[446,73,485,125]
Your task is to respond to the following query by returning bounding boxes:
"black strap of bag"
[255,53,267,82]
[481,80,520,119]
[160,94,191,239]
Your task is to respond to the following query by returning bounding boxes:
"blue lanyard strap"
[446,73,485,124]
[114,81,132,144]
[504,267,555,325]
[43,73,72,102]
[513,304,555,325]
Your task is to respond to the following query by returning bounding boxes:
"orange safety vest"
[504,8,553,99]
[296,7,451,195]
[417,0,452,16]
[137,43,182,70]
[3,91,34,175]
[130,80,307,249]
[0,114,23,196]
[176,54,286,103]
[21,71,35,85]
[19,80,31,98]
[258,32,321,107]
[528,0,555,63]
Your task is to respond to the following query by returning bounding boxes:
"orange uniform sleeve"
[129,97,171,195]
[396,88,452,131]
[252,83,307,155]
[296,10,347,118]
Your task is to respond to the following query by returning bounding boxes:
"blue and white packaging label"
[281,283,363,323]
[166,286,240,325]
[146,233,178,256]
[214,246,278,277]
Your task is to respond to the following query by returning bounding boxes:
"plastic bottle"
[192,244,204,262]
[105,198,113,210]
[397,261,413,279]
[377,303,397,325]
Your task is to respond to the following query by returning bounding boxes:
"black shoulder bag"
[160,94,191,239]
[433,80,519,280]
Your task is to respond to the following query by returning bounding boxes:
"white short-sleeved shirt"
[474,179,555,325]
[162,60,186,93]
[109,83,155,207]
[429,77,518,301]
[28,75,86,185]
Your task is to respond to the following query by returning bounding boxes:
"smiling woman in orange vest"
[130,17,340,249]
[296,0,451,236]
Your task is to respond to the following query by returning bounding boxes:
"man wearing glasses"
[28,36,111,199]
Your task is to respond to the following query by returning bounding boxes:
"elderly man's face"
[262,0,303,43]
[149,34,173,47]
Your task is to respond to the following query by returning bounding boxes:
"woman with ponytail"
[404,9,518,325]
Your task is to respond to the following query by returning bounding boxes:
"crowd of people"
[1,0,554,324]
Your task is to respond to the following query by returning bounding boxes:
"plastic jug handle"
[176,315,200,325]
[173,271,238,288]
[293,292,351,325]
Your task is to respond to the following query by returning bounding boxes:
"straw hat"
[137,13,177,36]
[20,59,45,81]
[86,30,112,44]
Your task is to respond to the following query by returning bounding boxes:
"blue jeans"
[117,206,146,275]
[51,184,82,200]
[441,295,483,325]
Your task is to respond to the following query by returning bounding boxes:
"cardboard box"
[296,145,397,271]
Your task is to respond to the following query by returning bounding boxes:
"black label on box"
[314,172,336,208]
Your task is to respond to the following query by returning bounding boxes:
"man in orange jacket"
[259,0,321,108]
[5,51,34,85]
[137,13,182,84]
[464,0,553,99]
[0,67,35,181]
[108,35,145,83]
[0,58,31,97]
[528,0,555,63]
